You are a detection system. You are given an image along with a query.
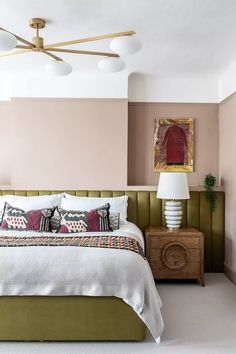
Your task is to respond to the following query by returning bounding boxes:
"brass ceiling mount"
[29,18,45,30]
[29,18,45,50]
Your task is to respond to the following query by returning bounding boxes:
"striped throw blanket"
[0,235,145,259]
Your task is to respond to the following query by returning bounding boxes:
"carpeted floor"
[0,273,235,354]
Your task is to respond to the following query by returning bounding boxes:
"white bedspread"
[0,222,164,342]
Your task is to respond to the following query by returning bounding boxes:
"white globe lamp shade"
[110,36,142,55]
[45,60,72,76]
[98,57,125,73]
[0,30,17,51]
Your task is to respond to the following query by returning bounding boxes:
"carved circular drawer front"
[161,241,190,270]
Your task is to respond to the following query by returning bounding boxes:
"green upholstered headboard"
[0,190,224,273]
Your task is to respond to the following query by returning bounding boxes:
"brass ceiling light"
[0,18,141,76]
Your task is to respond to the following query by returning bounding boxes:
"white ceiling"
[0,0,236,78]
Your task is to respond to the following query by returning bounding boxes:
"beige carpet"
[0,274,235,354]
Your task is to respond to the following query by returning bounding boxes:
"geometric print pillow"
[109,212,120,230]
[57,203,111,233]
[0,202,54,232]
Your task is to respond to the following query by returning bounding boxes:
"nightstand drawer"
[150,261,200,277]
[150,236,199,249]
[149,248,200,263]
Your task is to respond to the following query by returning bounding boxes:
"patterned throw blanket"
[0,235,145,259]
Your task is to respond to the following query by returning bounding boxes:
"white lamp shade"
[157,173,190,200]
[0,30,17,51]
[98,57,125,72]
[110,36,142,55]
[45,60,72,76]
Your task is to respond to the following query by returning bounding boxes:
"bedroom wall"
[0,98,219,189]
[0,98,220,191]
[128,102,219,187]
[219,93,236,279]
[0,98,128,190]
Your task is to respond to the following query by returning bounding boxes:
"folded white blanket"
[0,222,164,342]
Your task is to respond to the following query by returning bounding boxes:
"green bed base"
[0,296,145,341]
[0,189,225,341]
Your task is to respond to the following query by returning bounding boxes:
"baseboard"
[224,264,236,285]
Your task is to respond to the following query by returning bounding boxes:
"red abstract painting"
[154,118,193,172]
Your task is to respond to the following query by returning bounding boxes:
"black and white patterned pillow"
[109,212,120,230]
[50,208,61,232]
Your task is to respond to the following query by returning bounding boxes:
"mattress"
[0,222,164,342]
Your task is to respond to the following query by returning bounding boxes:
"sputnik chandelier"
[0,18,141,76]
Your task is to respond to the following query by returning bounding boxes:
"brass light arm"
[0,27,35,47]
[44,30,136,49]
[46,47,119,57]
[0,48,32,57]
[16,45,33,50]
[42,50,63,61]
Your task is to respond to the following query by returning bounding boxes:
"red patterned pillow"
[57,203,111,233]
[0,203,54,232]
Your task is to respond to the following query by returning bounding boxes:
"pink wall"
[0,98,220,191]
[219,94,236,275]
[128,102,219,186]
[0,98,128,190]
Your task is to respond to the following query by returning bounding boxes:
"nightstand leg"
[198,276,205,287]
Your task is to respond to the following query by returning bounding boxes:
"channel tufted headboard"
[0,190,224,272]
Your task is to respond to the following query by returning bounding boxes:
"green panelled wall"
[0,190,225,272]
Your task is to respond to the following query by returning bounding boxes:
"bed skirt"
[0,296,146,341]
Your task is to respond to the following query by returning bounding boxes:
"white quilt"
[0,222,164,343]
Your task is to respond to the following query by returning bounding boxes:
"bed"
[0,189,225,342]
[0,190,164,342]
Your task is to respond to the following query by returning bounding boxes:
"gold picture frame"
[154,118,193,172]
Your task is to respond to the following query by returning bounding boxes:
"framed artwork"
[154,118,193,172]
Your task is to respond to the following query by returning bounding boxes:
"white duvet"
[0,222,164,343]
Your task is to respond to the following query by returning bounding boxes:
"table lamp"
[157,172,190,230]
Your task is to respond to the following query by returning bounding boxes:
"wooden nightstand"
[145,227,204,286]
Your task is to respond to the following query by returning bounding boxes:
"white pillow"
[63,194,128,222]
[0,194,63,212]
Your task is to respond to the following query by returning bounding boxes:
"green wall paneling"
[211,192,225,272]
[199,191,212,271]
[187,192,200,228]
[150,192,162,227]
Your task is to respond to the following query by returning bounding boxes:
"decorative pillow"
[109,212,120,230]
[57,204,111,233]
[0,203,54,232]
